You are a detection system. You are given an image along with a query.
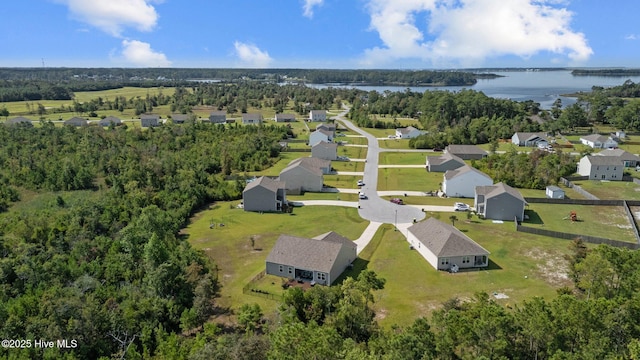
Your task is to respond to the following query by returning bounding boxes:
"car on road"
[453,202,470,211]
[390,198,404,205]
[357,179,364,186]
[358,192,367,200]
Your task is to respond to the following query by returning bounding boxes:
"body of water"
[309,70,640,109]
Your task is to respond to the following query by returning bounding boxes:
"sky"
[1,0,639,69]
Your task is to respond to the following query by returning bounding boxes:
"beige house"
[311,141,338,160]
[279,157,330,194]
[577,155,624,180]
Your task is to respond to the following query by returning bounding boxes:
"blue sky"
[1,0,639,68]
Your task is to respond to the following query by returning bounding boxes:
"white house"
[309,129,333,146]
[580,134,618,149]
[545,185,565,199]
[395,126,425,139]
[407,217,490,271]
[511,132,548,147]
[442,165,493,198]
[311,141,338,161]
[309,110,327,122]
[577,155,624,180]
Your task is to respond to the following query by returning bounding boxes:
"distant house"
[577,155,624,180]
[395,126,425,139]
[242,113,263,125]
[242,176,287,212]
[266,231,356,285]
[98,116,121,127]
[208,111,227,124]
[140,114,160,127]
[311,141,338,161]
[171,114,189,124]
[275,113,296,123]
[475,182,526,221]
[546,185,565,199]
[580,134,618,149]
[445,144,488,160]
[426,152,466,172]
[407,217,490,271]
[64,117,88,127]
[511,132,549,147]
[442,165,493,198]
[309,110,327,122]
[316,123,336,136]
[615,130,626,140]
[309,129,334,146]
[5,116,33,126]
[594,148,640,167]
[279,157,330,194]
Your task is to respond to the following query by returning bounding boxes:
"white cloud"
[363,0,593,67]
[121,40,171,67]
[302,0,324,18]
[234,41,273,68]
[625,34,638,40]
[56,0,160,37]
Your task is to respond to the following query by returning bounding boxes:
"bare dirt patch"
[525,248,571,287]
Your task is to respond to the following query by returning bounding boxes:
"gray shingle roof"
[140,114,159,120]
[397,126,418,135]
[276,113,296,120]
[595,149,640,162]
[5,116,33,125]
[312,141,337,151]
[243,176,285,193]
[446,144,488,156]
[514,132,547,142]
[444,165,491,181]
[581,134,609,143]
[266,232,355,273]
[585,155,624,166]
[281,157,330,176]
[426,152,465,166]
[408,217,489,257]
[475,182,525,202]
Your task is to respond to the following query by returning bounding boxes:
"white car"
[359,192,367,200]
[453,202,470,211]
[357,179,364,186]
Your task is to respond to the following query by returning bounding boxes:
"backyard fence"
[559,176,599,200]
[515,224,639,249]
[242,270,282,301]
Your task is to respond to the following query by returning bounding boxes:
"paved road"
[334,109,426,224]
[295,200,358,208]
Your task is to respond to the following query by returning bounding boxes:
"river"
[308,70,640,109]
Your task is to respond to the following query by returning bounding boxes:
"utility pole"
[395,209,398,231]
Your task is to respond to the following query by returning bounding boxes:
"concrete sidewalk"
[354,221,383,254]
[378,165,425,168]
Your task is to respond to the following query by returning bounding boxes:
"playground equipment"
[563,211,578,222]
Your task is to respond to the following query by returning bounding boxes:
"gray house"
[308,129,334,146]
[171,114,189,124]
[511,132,548,147]
[208,111,227,124]
[311,141,338,161]
[65,117,88,127]
[5,116,33,126]
[266,231,356,285]
[445,144,488,160]
[595,148,640,167]
[316,123,336,135]
[442,165,493,198]
[275,113,296,122]
[407,217,489,271]
[140,114,160,127]
[577,155,624,180]
[242,176,287,212]
[279,157,330,194]
[475,182,526,221]
[98,116,121,127]
[426,152,465,172]
[242,113,263,125]
[309,110,327,122]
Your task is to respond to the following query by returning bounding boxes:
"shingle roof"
[312,141,337,151]
[210,111,226,116]
[266,232,355,273]
[316,123,336,131]
[426,152,465,166]
[408,217,489,257]
[310,110,326,115]
[140,114,159,120]
[444,165,491,181]
[5,116,33,125]
[243,176,285,193]
[397,126,418,135]
[585,155,624,166]
[281,157,330,176]
[546,185,563,192]
[314,129,333,137]
[276,113,296,120]
[595,149,640,162]
[446,144,488,156]
[242,113,262,121]
[172,114,189,121]
[514,132,547,142]
[581,134,609,143]
[475,182,525,202]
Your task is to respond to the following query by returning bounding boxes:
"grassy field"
[287,192,359,202]
[525,203,636,242]
[380,195,458,206]
[332,161,365,172]
[378,168,442,192]
[361,128,396,138]
[339,136,368,145]
[476,142,522,153]
[183,202,369,313]
[244,152,305,177]
[618,135,640,155]
[572,179,640,200]
[517,186,586,200]
[379,138,413,149]
[380,151,436,165]
[338,145,367,159]
[324,174,361,189]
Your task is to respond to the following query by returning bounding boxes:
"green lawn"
[244,152,305,177]
[287,192,359,202]
[359,220,574,327]
[524,203,636,242]
[477,142,523,153]
[324,174,361,189]
[338,145,367,159]
[572,179,640,200]
[331,161,365,172]
[183,203,369,313]
[379,138,413,150]
[378,168,442,192]
[361,128,396,138]
[339,136,368,145]
[518,185,586,200]
[380,195,458,206]
[380,152,436,165]
[618,135,640,155]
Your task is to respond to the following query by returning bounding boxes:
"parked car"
[453,202,470,211]
[390,198,404,205]
[387,135,396,139]
[357,179,364,186]
[358,192,367,200]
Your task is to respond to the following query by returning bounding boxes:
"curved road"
[334,108,426,225]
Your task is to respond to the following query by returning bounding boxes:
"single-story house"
[279,157,330,194]
[208,111,227,124]
[242,176,287,212]
[475,182,526,221]
[511,132,549,147]
[395,126,425,139]
[171,114,189,124]
[546,185,565,199]
[65,117,88,127]
[426,152,466,172]
[309,110,327,122]
[275,113,296,122]
[580,134,618,149]
[242,113,263,125]
[594,148,640,167]
[577,155,624,180]
[140,114,160,127]
[309,129,334,146]
[407,217,490,271]
[5,116,33,126]
[98,116,121,127]
[311,141,338,161]
[266,231,356,285]
[444,144,488,160]
[443,165,493,198]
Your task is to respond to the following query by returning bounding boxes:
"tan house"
[311,141,338,161]
[279,157,330,194]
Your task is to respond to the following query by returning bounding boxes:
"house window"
[288,267,293,274]
[317,273,326,281]
[440,258,449,265]
[279,265,283,273]
[462,256,470,264]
